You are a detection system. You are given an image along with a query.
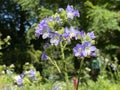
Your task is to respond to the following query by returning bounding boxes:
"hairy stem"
[48,57,61,73]
[60,42,69,90]
[76,58,84,90]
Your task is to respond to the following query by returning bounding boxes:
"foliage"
[80,77,120,90]
[0,63,42,88]
[83,1,120,58]
[0,35,11,63]
[0,36,11,50]
[85,1,120,33]
[0,75,120,90]
[2,45,42,72]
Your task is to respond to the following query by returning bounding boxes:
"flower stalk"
[76,58,84,90]
[48,57,61,73]
[60,42,69,90]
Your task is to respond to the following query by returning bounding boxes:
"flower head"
[66,5,74,12]
[58,8,64,12]
[47,16,61,23]
[55,17,60,22]
[50,32,62,46]
[42,28,51,39]
[41,52,48,60]
[87,31,96,39]
[74,10,80,17]
[35,27,42,37]
[63,27,71,42]
[14,75,23,85]
[63,26,80,42]
[79,31,96,43]
[48,16,53,21]
[80,30,85,38]
[66,5,80,19]
[29,70,36,78]
[28,70,37,80]
[73,42,96,58]
[35,19,51,39]
[82,41,96,57]
[73,44,84,57]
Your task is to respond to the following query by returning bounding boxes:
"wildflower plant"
[35,5,97,90]
[13,63,42,86]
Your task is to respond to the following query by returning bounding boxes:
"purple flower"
[55,17,60,22]
[63,26,80,42]
[80,30,85,38]
[47,16,61,23]
[73,42,96,58]
[82,42,96,57]
[43,43,51,48]
[14,75,23,85]
[50,32,62,46]
[91,52,96,56]
[69,26,77,38]
[66,11,74,19]
[48,16,53,21]
[87,31,96,39]
[29,70,36,78]
[74,29,81,40]
[73,44,84,57]
[58,8,64,12]
[79,31,96,43]
[74,10,80,17]
[63,27,71,42]
[42,28,51,39]
[35,27,42,37]
[35,19,51,39]
[66,5,74,12]
[66,5,80,19]
[66,5,75,19]
[28,70,38,81]
[38,19,48,31]
[41,52,48,60]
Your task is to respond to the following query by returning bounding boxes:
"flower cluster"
[35,5,97,60]
[63,26,80,43]
[35,19,62,46]
[65,5,80,19]
[73,41,96,58]
[14,69,38,86]
[72,30,97,58]
[35,19,51,39]
[59,5,80,19]
[35,5,80,46]
[14,75,23,86]
[80,31,96,43]
[14,63,41,86]
[50,32,62,46]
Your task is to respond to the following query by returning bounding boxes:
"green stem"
[76,58,84,90]
[48,57,61,73]
[53,60,61,73]
[60,42,66,70]
[60,42,69,90]
[60,42,65,60]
